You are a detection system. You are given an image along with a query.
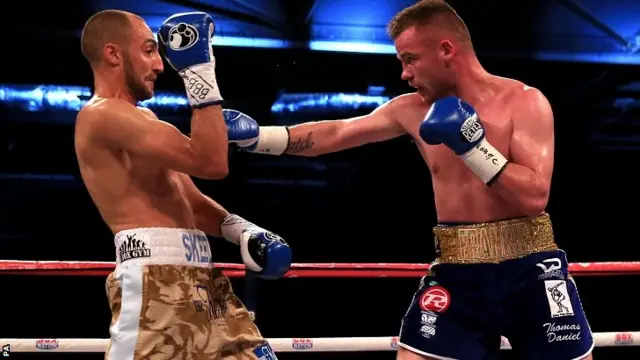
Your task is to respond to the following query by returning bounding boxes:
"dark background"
[1,0,639,359]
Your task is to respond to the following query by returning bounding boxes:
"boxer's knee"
[396,346,438,360]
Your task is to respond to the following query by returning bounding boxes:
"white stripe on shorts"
[107,264,144,360]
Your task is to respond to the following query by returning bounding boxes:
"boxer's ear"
[103,43,122,66]
[437,40,454,62]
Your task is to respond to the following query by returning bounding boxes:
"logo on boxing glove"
[168,23,200,51]
[460,114,483,143]
[264,232,285,243]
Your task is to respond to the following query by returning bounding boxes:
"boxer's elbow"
[519,179,550,217]
[192,155,229,180]
[520,197,547,217]
[197,162,229,180]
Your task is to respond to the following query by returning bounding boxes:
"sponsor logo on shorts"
[615,333,634,345]
[118,234,151,262]
[291,338,313,350]
[536,258,564,280]
[420,324,436,338]
[419,286,450,313]
[543,322,582,343]
[182,233,211,263]
[544,280,574,318]
[418,310,439,339]
[421,310,438,325]
[35,339,58,350]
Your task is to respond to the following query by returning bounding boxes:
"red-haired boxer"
[224,1,594,359]
[75,9,289,359]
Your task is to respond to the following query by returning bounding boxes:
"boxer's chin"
[137,82,155,102]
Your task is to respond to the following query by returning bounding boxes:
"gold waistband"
[433,213,557,264]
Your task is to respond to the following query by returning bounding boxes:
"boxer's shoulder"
[390,92,426,108]
[503,81,552,124]
[498,77,546,105]
[79,97,138,122]
[77,98,155,148]
[388,92,430,120]
[137,106,159,120]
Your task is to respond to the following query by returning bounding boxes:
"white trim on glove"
[179,63,223,107]
[239,232,262,272]
[460,138,508,184]
[220,214,265,272]
[251,126,290,155]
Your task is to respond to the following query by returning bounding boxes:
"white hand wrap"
[179,62,223,107]
[251,126,290,155]
[460,138,508,184]
[220,214,261,245]
[220,214,264,272]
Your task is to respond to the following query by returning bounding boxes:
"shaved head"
[387,0,471,44]
[81,10,142,66]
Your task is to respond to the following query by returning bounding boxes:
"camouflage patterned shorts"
[106,227,272,360]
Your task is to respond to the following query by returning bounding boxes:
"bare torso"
[75,98,196,234]
[394,77,531,223]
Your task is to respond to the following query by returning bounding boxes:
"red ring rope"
[0,260,639,277]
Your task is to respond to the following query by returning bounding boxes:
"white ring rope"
[1,332,638,353]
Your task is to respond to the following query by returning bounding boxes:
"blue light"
[0,173,76,181]
[0,84,189,111]
[139,94,188,108]
[309,40,396,54]
[367,86,386,95]
[531,51,640,65]
[152,33,294,49]
[0,85,91,112]
[213,36,294,49]
[271,93,391,114]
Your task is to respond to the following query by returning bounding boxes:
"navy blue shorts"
[398,250,594,360]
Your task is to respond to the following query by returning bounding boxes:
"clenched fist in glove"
[220,214,292,280]
[419,96,509,185]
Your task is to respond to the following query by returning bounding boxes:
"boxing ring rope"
[1,260,639,353]
[2,260,640,277]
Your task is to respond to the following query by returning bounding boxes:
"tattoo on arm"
[286,132,315,154]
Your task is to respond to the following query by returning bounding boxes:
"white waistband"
[113,227,212,267]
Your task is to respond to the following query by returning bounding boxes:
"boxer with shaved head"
[76,9,289,359]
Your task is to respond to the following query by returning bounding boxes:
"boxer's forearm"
[190,106,229,178]
[192,195,230,238]
[489,163,549,217]
[285,121,343,156]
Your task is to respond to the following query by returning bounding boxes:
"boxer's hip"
[433,213,558,264]
[105,227,264,359]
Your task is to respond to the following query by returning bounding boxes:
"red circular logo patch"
[419,286,450,312]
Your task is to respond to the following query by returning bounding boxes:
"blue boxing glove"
[220,214,292,280]
[223,109,290,155]
[420,96,508,184]
[158,12,222,107]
